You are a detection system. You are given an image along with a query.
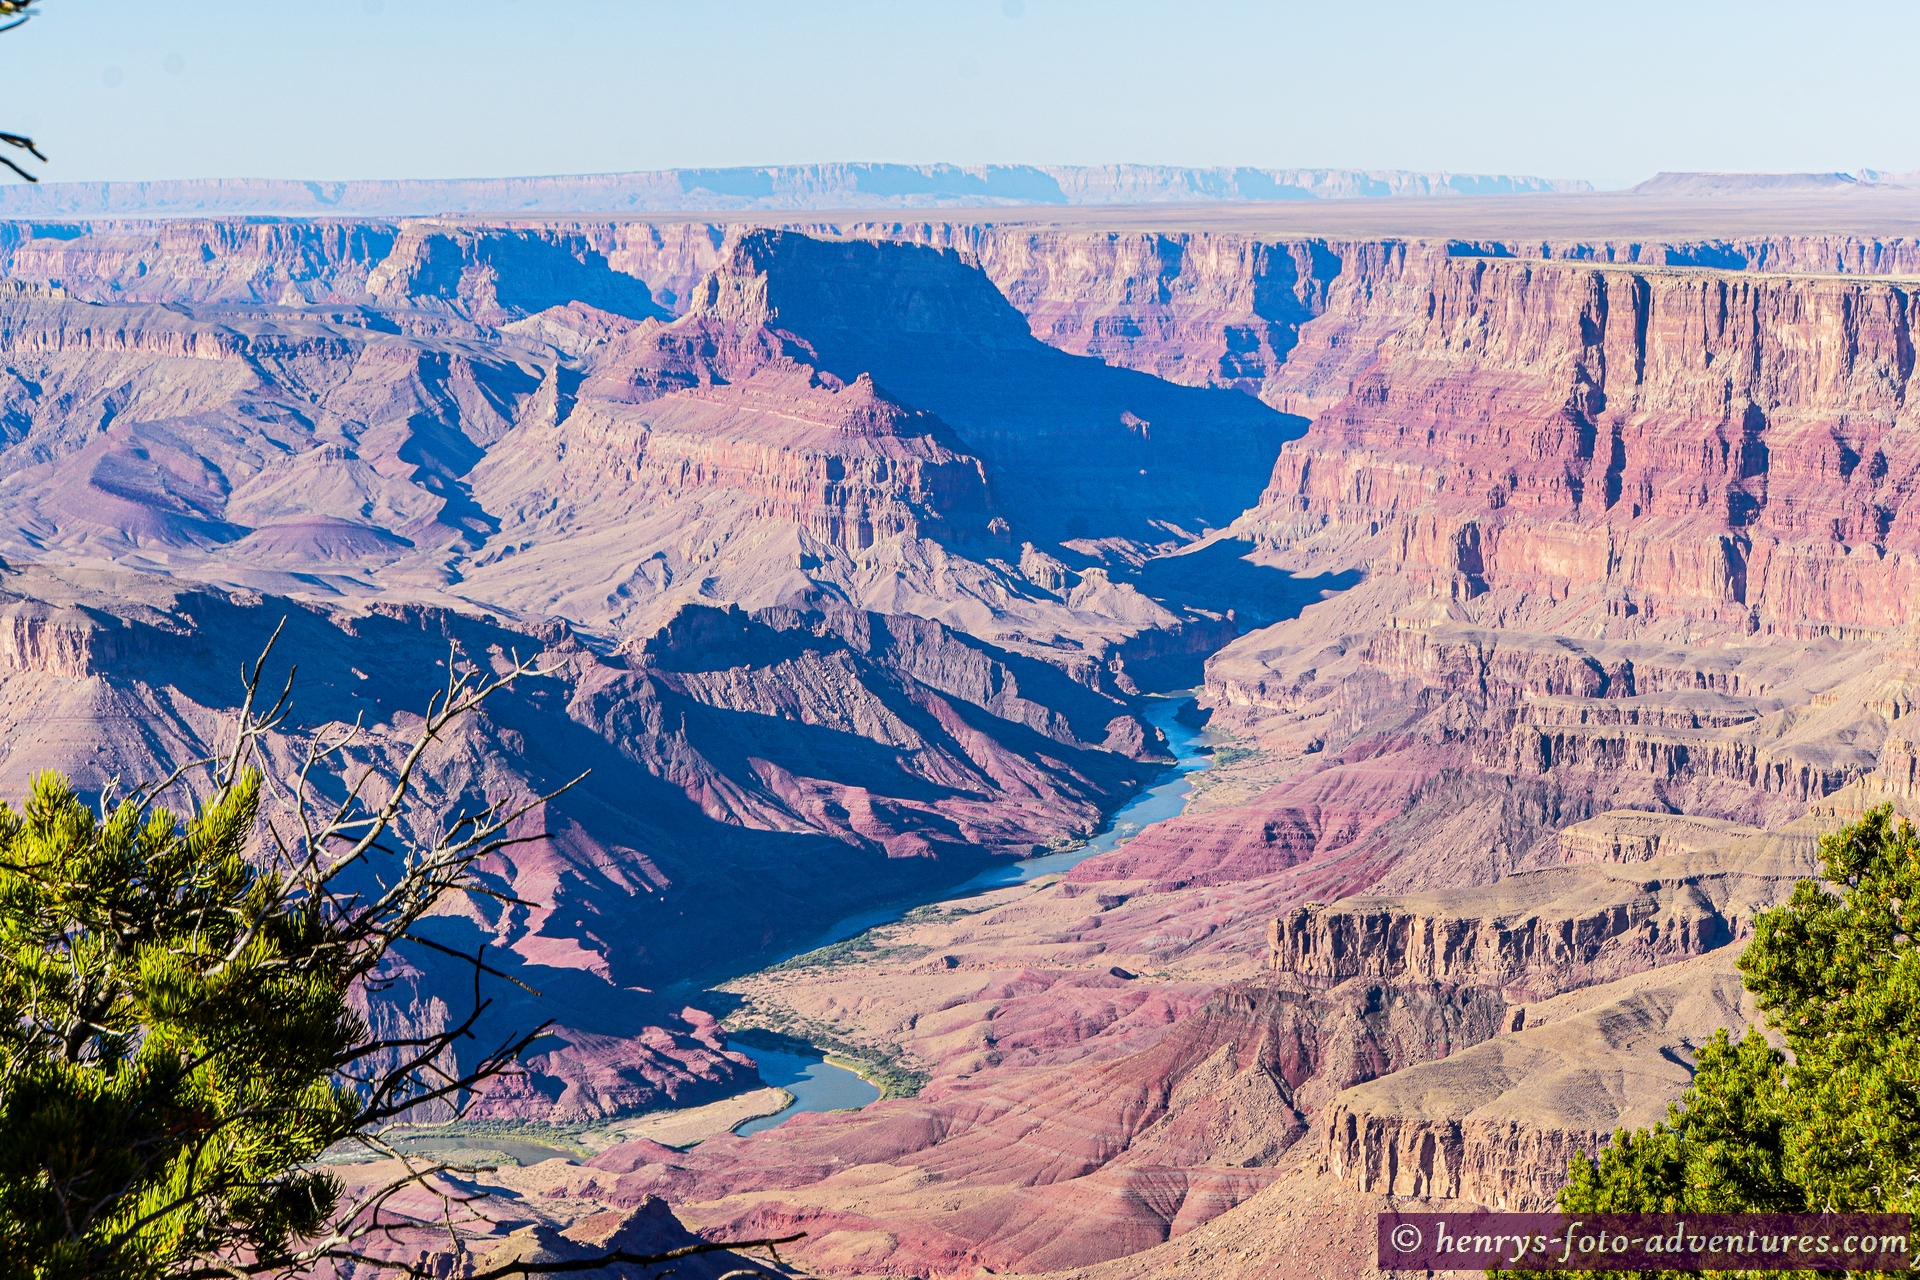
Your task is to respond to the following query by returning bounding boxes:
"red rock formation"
[1266,865,1742,1001]
[1316,956,1757,1210]
[0,565,1168,1121]
[0,218,396,305]
[869,227,1920,420]
[647,228,1301,546]
[1064,749,1439,891]
[565,364,994,549]
[5,212,1920,1276]
[0,220,1290,701]
[555,974,1507,1276]
[884,227,1338,394]
[1245,254,1920,634]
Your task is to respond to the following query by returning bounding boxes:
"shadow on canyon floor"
[1132,540,1362,631]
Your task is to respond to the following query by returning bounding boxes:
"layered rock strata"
[1243,255,1920,637]
[3,212,1920,1277]
[0,563,1164,1121]
[1317,951,1755,1209]
[541,969,1512,1275]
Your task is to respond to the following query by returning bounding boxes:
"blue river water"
[788,692,1218,956]
[948,692,1218,892]
[726,694,1217,1135]
[383,701,1218,1153]
[730,1044,882,1136]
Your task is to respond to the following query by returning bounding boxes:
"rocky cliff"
[1316,953,1756,1210]
[0,221,1288,694]
[0,218,397,304]
[0,562,1168,1122]
[4,210,1920,1276]
[546,970,1511,1275]
[874,227,1920,422]
[1019,229,1920,1275]
[1243,254,1920,636]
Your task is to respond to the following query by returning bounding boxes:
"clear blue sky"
[3,0,1914,190]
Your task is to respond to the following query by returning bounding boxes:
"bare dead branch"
[0,3,46,180]
[306,1233,809,1280]
[13,621,614,1277]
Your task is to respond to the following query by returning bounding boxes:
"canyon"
[3,188,1919,1276]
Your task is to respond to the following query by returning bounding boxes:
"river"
[947,691,1219,891]
[730,1043,883,1136]
[788,691,1219,955]
[729,693,1218,1133]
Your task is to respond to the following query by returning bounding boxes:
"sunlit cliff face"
[2,212,1918,1277]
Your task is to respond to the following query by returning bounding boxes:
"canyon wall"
[0,563,1173,1124]
[864,226,1920,417]
[1,211,1918,1276]
[1242,255,1920,639]
[1314,954,1757,1210]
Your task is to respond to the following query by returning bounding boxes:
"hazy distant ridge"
[1631,170,1920,195]
[0,163,1593,217]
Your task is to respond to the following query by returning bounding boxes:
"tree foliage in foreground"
[0,638,804,1280]
[0,771,360,1277]
[0,643,562,1279]
[1495,805,1920,1279]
